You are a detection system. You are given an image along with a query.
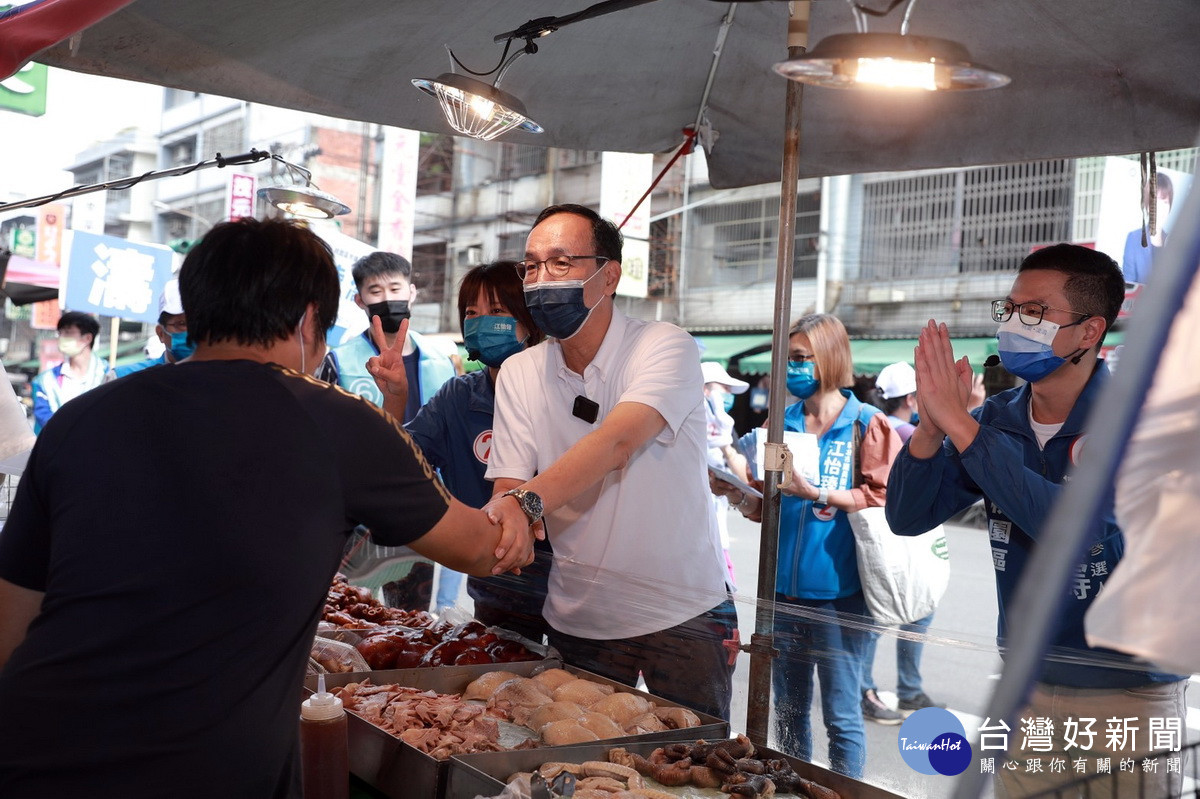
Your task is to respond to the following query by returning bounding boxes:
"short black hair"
[457,261,545,348]
[57,311,100,346]
[351,251,412,292]
[532,204,623,263]
[179,218,340,348]
[1018,243,1125,338]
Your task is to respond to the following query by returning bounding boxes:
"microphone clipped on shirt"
[572,395,599,424]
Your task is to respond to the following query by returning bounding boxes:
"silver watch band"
[817,486,829,505]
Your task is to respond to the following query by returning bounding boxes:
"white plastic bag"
[848,509,950,626]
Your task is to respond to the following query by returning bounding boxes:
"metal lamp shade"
[774,33,1010,91]
[412,72,543,141]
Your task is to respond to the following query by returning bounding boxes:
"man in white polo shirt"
[485,204,736,720]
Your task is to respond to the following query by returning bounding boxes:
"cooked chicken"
[462,670,521,701]
[623,711,669,734]
[488,677,554,724]
[589,692,652,726]
[540,718,601,746]
[576,711,627,740]
[651,705,702,729]
[527,700,586,731]
[552,678,615,707]
[530,667,577,691]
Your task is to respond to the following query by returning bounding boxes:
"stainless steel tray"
[446,738,905,799]
[304,661,728,799]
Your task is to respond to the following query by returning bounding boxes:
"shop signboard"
[8,227,35,258]
[0,60,47,117]
[226,172,256,221]
[30,298,59,330]
[600,151,651,299]
[62,231,173,324]
[376,127,419,261]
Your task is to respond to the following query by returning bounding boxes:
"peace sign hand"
[365,315,410,419]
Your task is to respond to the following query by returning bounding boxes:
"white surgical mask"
[57,337,85,358]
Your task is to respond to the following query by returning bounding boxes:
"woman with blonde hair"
[714,313,903,778]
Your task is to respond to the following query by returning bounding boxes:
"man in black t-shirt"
[0,218,534,799]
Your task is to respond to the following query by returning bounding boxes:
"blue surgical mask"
[167,330,195,361]
[463,315,526,368]
[721,392,736,413]
[786,360,819,399]
[523,269,604,340]
[996,316,1066,382]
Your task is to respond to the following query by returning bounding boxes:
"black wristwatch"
[503,488,544,525]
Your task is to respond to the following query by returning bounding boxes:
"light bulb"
[854,57,937,90]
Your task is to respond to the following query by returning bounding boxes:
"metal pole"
[745,29,807,742]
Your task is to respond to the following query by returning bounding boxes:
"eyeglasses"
[991,299,1091,327]
[516,255,610,281]
[788,354,816,364]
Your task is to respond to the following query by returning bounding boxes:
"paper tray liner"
[446,738,906,799]
[304,660,728,799]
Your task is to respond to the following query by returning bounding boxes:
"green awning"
[692,334,771,366]
[734,337,1002,376]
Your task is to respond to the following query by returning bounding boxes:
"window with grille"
[500,143,548,178]
[689,192,821,287]
[861,160,1074,279]
[497,232,525,261]
[165,137,197,167]
[558,150,602,169]
[203,120,245,159]
[412,243,447,305]
[417,134,454,195]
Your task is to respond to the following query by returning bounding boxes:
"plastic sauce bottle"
[300,674,349,799]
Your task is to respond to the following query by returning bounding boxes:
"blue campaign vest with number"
[777,391,882,600]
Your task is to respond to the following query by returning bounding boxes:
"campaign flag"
[63,231,173,323]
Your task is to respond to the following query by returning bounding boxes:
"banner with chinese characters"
[376,127,419,261]
[62,231,174,323]
[599,151,652,299]
[226,172,256,221]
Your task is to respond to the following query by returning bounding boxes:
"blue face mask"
[786,360,819,399]
[522,269,604,340]
[721,392,736,413]
[996,316,1067,383]
[167,330,195,361]
[463,315,526,368]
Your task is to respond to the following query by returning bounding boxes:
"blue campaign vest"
[777,392,882,600]
[329,329,456,410]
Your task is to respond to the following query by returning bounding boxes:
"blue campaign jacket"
[109,355,168,381]
[404,369,550,614]
[324,328,456,412]
[886,365,1181,688]
[776,391,884,600]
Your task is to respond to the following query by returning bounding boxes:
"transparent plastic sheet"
[315,511,1193,799]
[425,519,1190,799]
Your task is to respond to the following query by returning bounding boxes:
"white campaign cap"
[159,278,184,316]
[700,361,749,394]
[876,361,917,399]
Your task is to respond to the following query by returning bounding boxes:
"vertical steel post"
[745,34,806,743]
